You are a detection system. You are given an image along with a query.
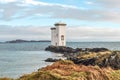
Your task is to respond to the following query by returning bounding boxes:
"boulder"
[89,48,109,52]
[68,57,96,66]
[45,46,75,53]
[45,58,60,62]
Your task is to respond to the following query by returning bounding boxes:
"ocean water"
[0,42,120,78]
[0,42,62,78]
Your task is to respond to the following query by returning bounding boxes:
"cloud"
[0,0,17,3]
[0,2,27,20]
[0,25,51,41]
[85,1,94,5]
[67,26,120,41]
[0,25,120,41]
[0,0,78,20]
[0,0,120,22]
[22,0,52,6]
[96,0,120,8]
[22,0,78,9]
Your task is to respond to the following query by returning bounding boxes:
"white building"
[51,22,66,46]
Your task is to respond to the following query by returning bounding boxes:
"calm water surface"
[0,42,120,78]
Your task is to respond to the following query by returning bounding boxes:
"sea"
[0,42,120,78]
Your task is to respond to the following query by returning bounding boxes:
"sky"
[0,0,120,42]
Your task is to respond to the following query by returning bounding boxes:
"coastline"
[1,44,119,80]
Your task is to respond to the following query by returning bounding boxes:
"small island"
[5,39,50,43]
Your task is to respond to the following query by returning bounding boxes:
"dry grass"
[77,51,112,59]
[0,78,13,80]
[17,60,120,80]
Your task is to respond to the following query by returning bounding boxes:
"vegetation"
[0,78,13,80]
[14,60,120,80]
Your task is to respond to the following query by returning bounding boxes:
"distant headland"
[3,39,50,43]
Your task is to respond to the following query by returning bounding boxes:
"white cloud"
[0,0,79,20]
[96,0,120,8]
[67,27,120,41]
[22,0,78,9]
[0,0,17,3]
[0,0,120,22]
[22,0,51,6]
[85,1,94,5]
[0,26,51,41]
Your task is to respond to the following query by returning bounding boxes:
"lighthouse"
[51,22,66,46]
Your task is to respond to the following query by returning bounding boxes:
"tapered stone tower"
[51,22,66,46]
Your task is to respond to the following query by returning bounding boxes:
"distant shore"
[0,39,51,43]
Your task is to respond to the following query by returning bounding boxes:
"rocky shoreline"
[0,46,120,80]
[45,46,120,69]
[2,60,120,80]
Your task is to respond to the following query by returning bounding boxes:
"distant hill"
[5,39,51,43]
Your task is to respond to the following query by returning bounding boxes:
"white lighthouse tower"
[51,22,66,46]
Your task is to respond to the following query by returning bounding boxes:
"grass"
[0,78,13,80]
[16,60,120,80]
[77,51,112,59]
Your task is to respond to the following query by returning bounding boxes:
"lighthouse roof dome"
[54,22,67,26]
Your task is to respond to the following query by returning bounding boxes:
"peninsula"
[5,39,50,43]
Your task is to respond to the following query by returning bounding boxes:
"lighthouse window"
[61,35,64,40]
[56,34,58,37]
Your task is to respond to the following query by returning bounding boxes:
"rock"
[45,46,109,54]
[101,51,120,69]
[45,46,75,53]
[45,58,60,62]
[68,57,96,66]
[89,48,109,52]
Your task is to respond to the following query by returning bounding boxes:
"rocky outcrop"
[68,51,120,69]
[45,46,120,69]
[45,46,109,53]
[45,46,75,53]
